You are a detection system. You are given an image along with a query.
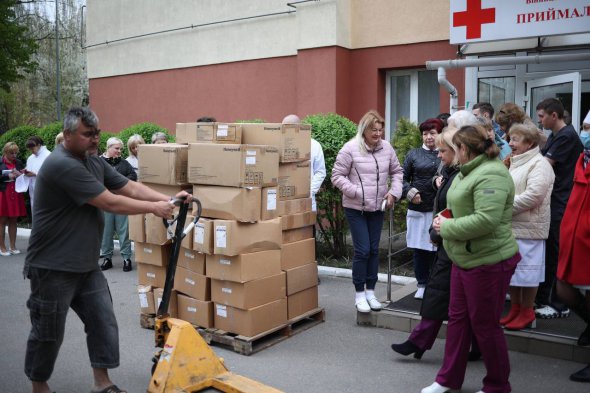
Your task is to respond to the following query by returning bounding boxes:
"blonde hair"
[508,123,540,147]
[106,137,123,149]
[55,132,64,146]
[3,142,19,157]
[435,128,460,166]
[127,134,145,157]
[355,110,384,155]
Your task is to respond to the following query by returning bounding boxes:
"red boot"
[500,303,521,325]
[505,307,536,330]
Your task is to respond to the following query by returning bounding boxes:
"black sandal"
[91,385,127,393]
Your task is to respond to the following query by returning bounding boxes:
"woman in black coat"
[392,129,464,359]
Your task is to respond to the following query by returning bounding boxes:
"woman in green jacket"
[422,125,521,393]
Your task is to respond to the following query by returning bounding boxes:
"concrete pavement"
[1,234,588,393]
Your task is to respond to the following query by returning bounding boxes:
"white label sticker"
[139,293,149,308]
[217,124,228,137]
[156,297,162,308]
[216,304,227,318]
[245,156,256,165]
[215,226,227,248]
[246,150,257,156]
[185,278,195,286]
[143,247,153,254]
[195,224,205,244]
[187,306,197,313]
[184,251,195,259]
[221,287,232,294]
[266,189,277,210]
[220,259,231,266]
[147,273,156,279]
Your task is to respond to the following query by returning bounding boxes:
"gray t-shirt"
[25,145,129,272]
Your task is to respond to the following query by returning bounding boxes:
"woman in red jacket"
[556,136,590,383]
[0,142,26,255]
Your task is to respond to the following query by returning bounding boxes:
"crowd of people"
[331,101,590,391]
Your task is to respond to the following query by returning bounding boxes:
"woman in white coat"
[501,123,555,330]
[25,136,51,214]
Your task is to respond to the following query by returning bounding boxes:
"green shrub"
[118,122,173,156]
[0,125,39,162]
[38,121,63,152]
[302,113,357,258]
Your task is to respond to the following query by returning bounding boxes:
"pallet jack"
[147,197,283,393]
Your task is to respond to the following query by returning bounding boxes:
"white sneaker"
[421,382,457,393]
[414,287,425,299]
[366,296,382,311]
[535,304,570,319]
[355,298,371,313]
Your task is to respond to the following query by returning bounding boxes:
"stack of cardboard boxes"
[133,122,320,337]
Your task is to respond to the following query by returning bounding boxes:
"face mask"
[581,131,590,149]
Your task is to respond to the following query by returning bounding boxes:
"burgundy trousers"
[435,254,520,393]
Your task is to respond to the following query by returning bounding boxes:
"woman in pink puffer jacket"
[331,110,403,313]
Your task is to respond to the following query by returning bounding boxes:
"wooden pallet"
[198,307,325,356]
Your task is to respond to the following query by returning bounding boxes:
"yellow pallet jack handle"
[147,198,283,393]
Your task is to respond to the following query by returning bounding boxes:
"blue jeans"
[25,267,119,382]
[344,208,384,292]
[101,212,132,260]
[413,248,436,287]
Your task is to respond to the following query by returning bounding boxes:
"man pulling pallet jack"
[148,197,283,393]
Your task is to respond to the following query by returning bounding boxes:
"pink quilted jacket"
[331,139,403,212]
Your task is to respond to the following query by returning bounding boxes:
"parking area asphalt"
[1,234,589,393]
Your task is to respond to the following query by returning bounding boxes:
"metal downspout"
[437,67,459,114]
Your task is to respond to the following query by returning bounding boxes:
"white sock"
[365,289,376,300]
[355,291,365,303]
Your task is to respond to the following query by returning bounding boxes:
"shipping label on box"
[285,262,318,295]
[261,187,279,221]
[138,285,155,314]
[188,144,279,187]
[177,122,242,144]
[206,250,281,282]
[138,144,188,185]
[288,286,319,320]
[153,287,179,317]
[281,211,316,230]
[137,263,167,288]
[177,246,205,274]
[213,218,282,256]
[173,266,210,301]
[279,198,312,216]
[281,237,316,270]
[241,123,311,163]
[214,298,287,337]
[193,185,261,222]
[193,217,213,254]
[278,161,311,200]
[211,272,286,309]
[129,214,145,242]
[135,242,171,267]
[282,226,314,244]
[177,294,214,328]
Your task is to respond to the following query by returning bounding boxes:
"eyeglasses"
[80,129,101,139]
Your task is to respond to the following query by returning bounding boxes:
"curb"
[17,228,414,285]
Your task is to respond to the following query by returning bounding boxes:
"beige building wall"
[86,0,449,79]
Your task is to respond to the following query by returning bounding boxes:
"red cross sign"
[453,0,496,39]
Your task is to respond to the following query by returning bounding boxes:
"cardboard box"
[138,144,188,185]
[181,214,194,249]
[176,294,214,328]
[214,218,282,256]
[137,263,167,288]
[145,213,174,245]
[278,161,311,200]
[177,246,205,274]
[153,287,179,317]
[193,217,214,254]
[281,211,316,230]
[206,250,281,282]
[129,214,146,242]
[285,262,318,295]
[288,286,318,320]
[141,183,192,199]
[138,285,155,314]
[176,122,242,144]
[174,266,210,301]
[279,198,312,216]
[193,185,261,222]
[135,242,171,267]
[282,226,314,244]
[188,144,279,187]
[261,187,279,220]
[214,298,287,337]
[241,123,311,163]
[211,272,286,309]
[281,238,316,270]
